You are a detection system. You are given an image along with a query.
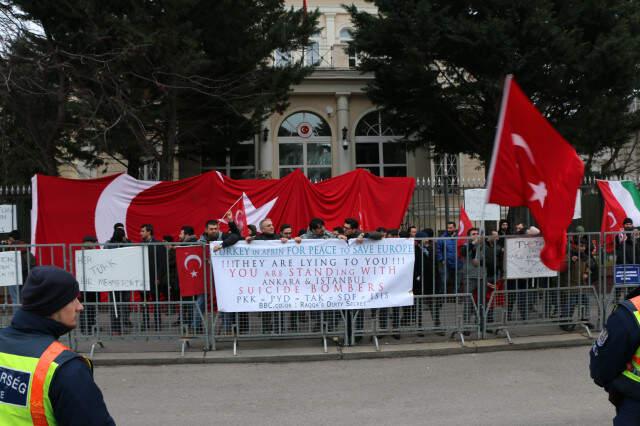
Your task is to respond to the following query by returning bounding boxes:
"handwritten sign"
[464,189,500,221]
[0,251,22,286]
[211,239,415,312]
[505,237,557,279]
[75,246,150,292]
[0,205,17,233]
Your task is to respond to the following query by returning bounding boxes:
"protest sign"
[615,264,640,286]
[0,205,16,233]
[75,246,151,292]
[211,239,415,312]
[0,251,22,286]
[505,237,557,279]
[463,189,500,221]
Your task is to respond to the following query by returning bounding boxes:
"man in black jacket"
[616,218,639,265]
[0,266,114,425]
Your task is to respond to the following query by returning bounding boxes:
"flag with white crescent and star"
[176,246,206,297]
[486,75,585,271]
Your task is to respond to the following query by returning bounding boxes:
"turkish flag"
[176,246,206,297]
[600,204,621,254]
[219,193,250,238]
[486,76,584,271]
[457,205,473,250]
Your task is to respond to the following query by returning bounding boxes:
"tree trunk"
[161,89,177,181]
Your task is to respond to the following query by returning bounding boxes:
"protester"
[616,218,639,265]
[78,235,99,335]
[559,237,597,331]
[436,221,462,293]
[412,230,444,336]
[249,218,287,333]
[1,230,30,312]
[140,224,167,331]
[105,225,132,334]
[0,266,114,425]
[408,225,418,238]
[296,218,336,240]
[200,215,243,333]
[280,224,293,239]
[176,225,199,329]
[460,228,483,335]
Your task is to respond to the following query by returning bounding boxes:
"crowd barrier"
[0,232,635,355]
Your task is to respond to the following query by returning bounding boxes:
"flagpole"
[481,74,512,338]
[485,74,513,205]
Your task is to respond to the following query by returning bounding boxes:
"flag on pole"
[597,180,640,252]
[457,205,473,250]
[219,193,249,238]
[486,75,585,271]
[303,0,308,13]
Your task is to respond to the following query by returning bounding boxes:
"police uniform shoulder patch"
[596,328,609,347]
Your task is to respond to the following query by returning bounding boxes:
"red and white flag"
[176,246,206,297]
[457,205,473,250]
[219,193,250,238]
[486,76,585,271]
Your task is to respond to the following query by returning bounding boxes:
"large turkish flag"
[32,169,415,267]
[486,76,584,270]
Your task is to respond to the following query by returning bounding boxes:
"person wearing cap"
[0,266,114,425]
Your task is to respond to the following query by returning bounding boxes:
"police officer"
[591,287,640,425]
[0,266,114,425]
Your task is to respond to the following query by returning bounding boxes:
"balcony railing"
[272,42,359,69]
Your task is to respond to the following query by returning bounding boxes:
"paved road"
[96,347,612,425]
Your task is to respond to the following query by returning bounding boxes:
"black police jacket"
[0,309,115,425]
[590,287,640,400]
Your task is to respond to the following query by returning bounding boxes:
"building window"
[306,32,321,66]
[202,139,256,179]
[433,153,459,193]
[278,111,332,180]
[339,28,359,68]
[274,49,292,67]
[354,110,406,177]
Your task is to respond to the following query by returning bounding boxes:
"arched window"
[339,28,358,68]
[278,111,332,180]
[354,111,406,177]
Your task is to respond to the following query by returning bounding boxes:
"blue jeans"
[191,294,206,331]
[8,285,20,312]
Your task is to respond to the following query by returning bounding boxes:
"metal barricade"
[0,243,66,329]
[69,242,210,356]
[212,310,348,355]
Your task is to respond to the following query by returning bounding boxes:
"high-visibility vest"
[622,296,640,384]
[0,338,87,426]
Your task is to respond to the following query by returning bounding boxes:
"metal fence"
[0,232,632,357]
[405,176,605,233]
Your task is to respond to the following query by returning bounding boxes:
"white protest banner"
[0,205,17,233]
[464,189,500,221]
[211,239,415,312]
[505,237,557,279]
[75,246,151,292]
[0,251,22,286]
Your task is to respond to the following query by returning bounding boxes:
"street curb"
[92,334,593,367]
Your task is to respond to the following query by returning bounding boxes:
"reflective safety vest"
[622,296,640,384]
[0,339,85,426]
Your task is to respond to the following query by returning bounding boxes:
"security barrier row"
[0,232,628,355]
